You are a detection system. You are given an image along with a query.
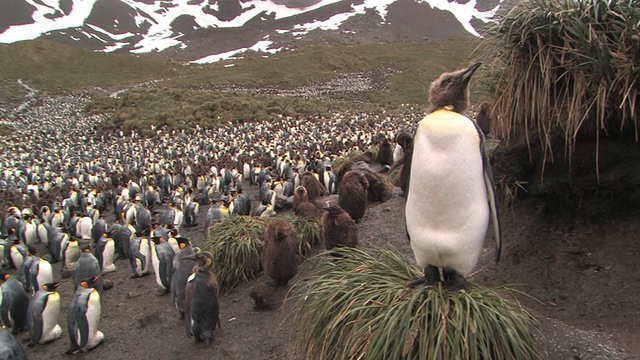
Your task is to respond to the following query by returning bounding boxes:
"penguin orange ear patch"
[80,281,88,288]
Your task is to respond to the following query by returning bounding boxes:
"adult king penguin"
[66,276,104,354]
[27,281,63,346]
[405,62,501,289]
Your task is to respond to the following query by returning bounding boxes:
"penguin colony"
[0,72,494,355]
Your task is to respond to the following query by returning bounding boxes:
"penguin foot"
[65,346,81,355]
[408,265,439,288]
[442,269,467,292]
[129,274,141,279]
[156,289,169,297]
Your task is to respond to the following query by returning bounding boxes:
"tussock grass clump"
[294,247,539,360]
[202,216,266,293]
[484,0,640,176]
[280,215,322,256]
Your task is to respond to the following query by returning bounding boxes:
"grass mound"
[202,215,266,293]
[280,215,322,256]
[483,0,640,176]
[294,247,539,360]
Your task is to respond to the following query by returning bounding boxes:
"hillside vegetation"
[0,40,179,96]
[0,37,484,132]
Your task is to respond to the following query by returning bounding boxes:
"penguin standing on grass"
[405,62,501,290]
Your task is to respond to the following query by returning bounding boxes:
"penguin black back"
[427,62,481,114]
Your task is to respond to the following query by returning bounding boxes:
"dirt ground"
[17,178,640,360]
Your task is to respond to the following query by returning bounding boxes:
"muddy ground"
[16,178,640,360]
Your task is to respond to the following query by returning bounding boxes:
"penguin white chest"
[84,291,104,350]
[405,110,490,276]
[41,292,62,342]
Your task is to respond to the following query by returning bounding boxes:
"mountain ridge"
[0,0,502,63]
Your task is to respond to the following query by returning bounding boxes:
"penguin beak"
[461,62,482,83]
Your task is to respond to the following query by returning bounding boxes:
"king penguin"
[74,245,104,294]
[0,273,29,334]
[405,62,501,289]
[150,236,175,296]
[171,237,197,319]
[66,276,104,354]
[184,251,220,345]
[27,281,63,346]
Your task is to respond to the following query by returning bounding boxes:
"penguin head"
[79,276,100,289]
[42,282,61,292]
[0,272,10,281]
[427,62,482,114]
[82,245,92,253]
[195,251,214,269]
[176,237,191,249]
[150,236,163,245]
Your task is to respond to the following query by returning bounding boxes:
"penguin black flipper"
[69,296,90,350]
[93,241,105,271]
[129,239,147,276]
[471,120,502,262]
[0,296,12,327]
[136,251,147,272]
[159,258,172,290]
[29,300,43,345]
[183,275,195,337]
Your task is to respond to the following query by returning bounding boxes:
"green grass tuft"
[201,215,266,294]
[293,247,539,360]
[280,215,322,256]
[482,0,640,178]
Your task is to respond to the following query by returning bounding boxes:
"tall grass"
[202,215,266,294]
[280,215,322,256]
[483,0,640,179]
[293,247,539,360]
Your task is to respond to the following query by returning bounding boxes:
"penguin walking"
[66,276,104,354]
[27,282,63,346]
[171,237,198,319]
[405,62,501,290]
[0,327,27,360]
[0,273,29,334]
[150,236,174,296]
[184,251,220,346]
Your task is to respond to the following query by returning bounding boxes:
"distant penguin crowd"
[0,89,428,354]
[0,76,494,354]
